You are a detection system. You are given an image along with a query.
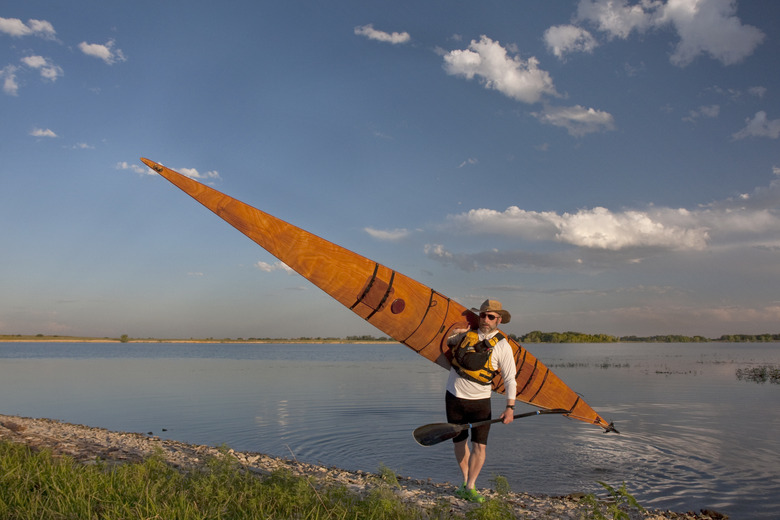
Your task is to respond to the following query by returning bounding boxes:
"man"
[446,299,517,503]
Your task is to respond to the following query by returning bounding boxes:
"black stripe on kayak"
[517,358,538,396]
[403,290,447,351]
[569,395,581,414]
[351,263,379,310]
[366,270,395,320]
[528,366,550,404]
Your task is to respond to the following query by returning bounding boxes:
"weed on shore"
[0,440,427,520]
[0,441,494,519]
[0,439,652,520]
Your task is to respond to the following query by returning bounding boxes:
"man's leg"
[453,439,470,484]
[466,442,486,489]
[446,391,490,500]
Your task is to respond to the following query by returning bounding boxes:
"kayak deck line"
[141,157,616,433]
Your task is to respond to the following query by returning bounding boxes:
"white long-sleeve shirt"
[446,329,517,400]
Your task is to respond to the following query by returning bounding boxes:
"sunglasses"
[479,312,500,321]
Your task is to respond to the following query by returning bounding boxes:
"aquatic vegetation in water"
[735,365,780,384]
[545,358,631,369]
[597,359,630,369]
[545,360,591,368]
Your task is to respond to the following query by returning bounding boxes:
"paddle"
[413,408,571,446]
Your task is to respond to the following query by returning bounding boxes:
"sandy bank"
[0,414,720,519]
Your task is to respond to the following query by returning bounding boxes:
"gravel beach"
[0,414,723,519]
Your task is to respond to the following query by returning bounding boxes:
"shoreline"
[0,414,716,519]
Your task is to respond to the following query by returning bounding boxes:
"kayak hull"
[141,158,614,431]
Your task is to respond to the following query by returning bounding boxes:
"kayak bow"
[141,157,616,433]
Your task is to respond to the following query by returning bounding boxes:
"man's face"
[478,312,501,334]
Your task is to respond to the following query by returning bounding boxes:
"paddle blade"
[413,422,468,446]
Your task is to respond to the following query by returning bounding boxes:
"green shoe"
[454,483,469,499]
[464,487,485,503]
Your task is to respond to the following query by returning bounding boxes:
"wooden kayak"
[141,157,616,433]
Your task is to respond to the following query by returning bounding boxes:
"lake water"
[1,341,778,519]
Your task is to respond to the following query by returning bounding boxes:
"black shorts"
[445,391,492,444]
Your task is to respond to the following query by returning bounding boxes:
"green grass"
[0,439,648,519]
[0,441,417,520]
[0,441,455,520]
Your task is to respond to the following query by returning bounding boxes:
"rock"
[0,420,26,433]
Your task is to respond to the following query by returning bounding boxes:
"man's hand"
[446,327,470,345]
[501,406,515,424]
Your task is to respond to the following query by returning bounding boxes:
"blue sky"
[2,1,779,340]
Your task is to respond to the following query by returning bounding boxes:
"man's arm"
[497,340,517,424]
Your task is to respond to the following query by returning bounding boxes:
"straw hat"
[471,299,511,324]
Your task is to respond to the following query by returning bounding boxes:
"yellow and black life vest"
[451,331,506,385]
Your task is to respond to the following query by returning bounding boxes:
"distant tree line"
[715,334,780,342]
[617,335,710,343]
[511,331,619,343]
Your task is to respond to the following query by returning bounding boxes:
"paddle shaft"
[463,408,570,431]
[412,408,571,446]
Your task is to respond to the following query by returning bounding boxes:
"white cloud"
[177,167,221,181]
[0,17,56,39]
[576,0,655,39]
[443,35,558,104]
[458,158,478,168]
[26,19,56,38]
[544,24,599,59]
[732,111,780,140]
[748,86,767,99]
[703,168,780,217]
[30,128,57,138]
[682,104,720,123]
[0,17,31,37]
[532,104,615,136]
[448,205,709,251]
[660,0,765,66]
[364,227,411,241]
[1,65,19,95]
[354,24,411,44]
[2,56,63,95]
[442,35,613,136]
[573,0,764,66]
[116,161,149,175]
[255,261,294,273]
[78,39,126,65]
[21,55,63,81]
[21,55,46,68]
[440,171,780,259]
[556,206,710,250]
[135,162,220,180]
